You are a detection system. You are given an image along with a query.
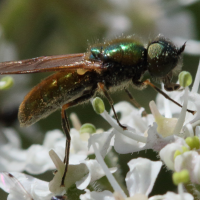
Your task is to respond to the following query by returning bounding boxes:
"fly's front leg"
[124,87,148,116]
[97,82,127,130]
[143,79,195,115]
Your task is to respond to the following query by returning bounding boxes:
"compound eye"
[147,37,182,77]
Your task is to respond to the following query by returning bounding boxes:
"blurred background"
[0,0,199,199]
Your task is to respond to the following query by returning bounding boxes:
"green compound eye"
[147,36,185,77]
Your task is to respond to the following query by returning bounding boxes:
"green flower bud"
[92,97,105,114]
[174,150,181,159]
[181,146,189,153]
[178,71,192,87]
[0,76,14,90]
[172,170,190,185]
[80,123,96,134]
[185,136,200,149]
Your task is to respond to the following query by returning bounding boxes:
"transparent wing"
[0,172,33,200]
[0,53,103,74]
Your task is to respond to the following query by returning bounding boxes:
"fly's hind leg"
[61,105,70,165]
[61,91,96,187]
[98,82,127,130]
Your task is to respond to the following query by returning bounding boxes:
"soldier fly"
[0,34,194,186]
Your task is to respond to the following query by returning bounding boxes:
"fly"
[0,34,194,186]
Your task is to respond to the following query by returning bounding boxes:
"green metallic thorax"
[89,37,146,67]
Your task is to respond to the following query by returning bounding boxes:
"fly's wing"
[0,53,104,74]
[0,172,33,200]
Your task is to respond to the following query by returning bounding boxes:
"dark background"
[0,0,199,199]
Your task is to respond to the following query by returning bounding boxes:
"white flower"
[174,151,200,184]
[149,191,194,200]
[80,189,115,200]
[155,61,200,137]
[49,150,116,194]
[149,100,179,136]
[92,101,154,154]
[0,128,27,172]
[125,158,162,197]
[0,149,116,199]
[89,115,175,155]
[159,138,188,170]
[0,172,58,200]
[110,101,154,134]
[80,157,193,200]
[80,158,162,200]
[0,128,90,174]
[103,0,195,41]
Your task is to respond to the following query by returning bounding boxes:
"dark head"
[147,35,185,79]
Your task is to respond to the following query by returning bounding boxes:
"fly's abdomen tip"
[18,110,30,127]
[18,102,33,127]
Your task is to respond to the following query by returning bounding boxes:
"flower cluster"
[0,61,200,200]
[1,51,200,200]
[0,60,200,200]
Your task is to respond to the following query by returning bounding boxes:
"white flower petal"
[76,160,116,190]
[195,126,200,137]
[0,128,89,175]
[189,93,200,124]
[0,128,21,148]
[0,172,33,200]
[25,145,54,174]
[49,150,88,193]
[174,151,200,184]
[111,102,154,133]
[114,129,146,153]
[156,88,183,117]
[149,191,194,200]
[71,128,89,153]
[191,59,200,93]
[31,179,55,200]
[114,122,175,154]
[149,101,178,137]
[125,158,162,197]
[80,189,115,200]
[159,141,185,170]
[42,129,64,149]
[145,123,175,151]
[110,101,138,119]
[0,172,57,200]
[88,131,115,158]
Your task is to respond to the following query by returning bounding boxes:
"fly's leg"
[144,79,195,115]
[124,87,148,116]
[98,82,127,130]
[61,92,96,187]
[61,103,72,187]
